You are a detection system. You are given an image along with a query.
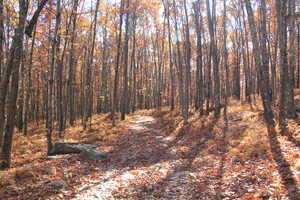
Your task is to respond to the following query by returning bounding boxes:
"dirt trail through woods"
[73,115,171,200]
[72,114,214,200]
[5,111,299,199]
[70,113,300,200]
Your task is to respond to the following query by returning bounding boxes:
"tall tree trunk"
[0,0,4,79]
[23,25,37,135]
[46,0,61,154]
[233,29,241,100]
[83,0,100,129]
[164,0,175,111]
[120,0,130,121]
[222,0,229,120]
[244,0,274,126]
[130,13,137,113]
[206,0,221,118]
[68,0,79,126]
[55,0,63,137]
[99,18,109,113]
[16,53,25,131]
[183,0,191,123]
[112,0,124,126]
[297,24,300,88]
[172,0,185,123]
[277,0,296,133]
[0,0,28,170]
[286,0,297,117]
[193,0,204,115]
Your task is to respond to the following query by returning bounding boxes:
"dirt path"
[72,115,170,200]
[4,111,299,200]
[72,114,213,200]
[69,112,300,200]
[71,113,299,200]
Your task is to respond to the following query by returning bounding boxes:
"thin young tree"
[112,0,124,126]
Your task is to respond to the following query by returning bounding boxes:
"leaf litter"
[1,101,300,200]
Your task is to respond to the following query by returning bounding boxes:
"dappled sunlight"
[2,102,300,199]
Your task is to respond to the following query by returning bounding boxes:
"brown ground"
[1,99,300,200]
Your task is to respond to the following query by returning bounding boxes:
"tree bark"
[193,1,204,115]
[120,0,130,121]
[277,0,296,133]
[244,0,274,126]
[0,0,28,170]
[68,0,79,126]
[206,0,221,118]
[0,0,4,79]
[112,0,124,126]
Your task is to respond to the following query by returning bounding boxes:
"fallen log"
[49,142,107,161]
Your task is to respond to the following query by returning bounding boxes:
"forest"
[0,0,300,199]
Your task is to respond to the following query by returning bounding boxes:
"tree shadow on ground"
[7,108,300,200]
[94,112,251,199]
[111,116,221,199]
[267,126,300,200]
[215,120,228,199]
[2,155,107,199]
[287,134,300,148]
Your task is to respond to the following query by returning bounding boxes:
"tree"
[112,0,124,126]
[193,0,204,115]
[0,0,49,169]
[0,0,4,79]
[120,0,130,120]
[276,0,297,133]
[206,0,221,118]
[68,0,79,126]
[244,0,274,127]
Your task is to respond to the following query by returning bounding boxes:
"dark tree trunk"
[193,1,204,115]
[23,25,37,135]
[244,0,274,126]
[277,0,297,133]
[68,0,79,126]
[0,0,4,79]
[120,0,130,121]
[0,0,29,170]
[164,0,175,111]
[172,0,186,123]
[222,0,229,120]
[206,0,221,118]
[112,0,124,126]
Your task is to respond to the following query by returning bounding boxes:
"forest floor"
[1,98,300,199]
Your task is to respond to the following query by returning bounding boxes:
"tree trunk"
[277,0,296,133]
[120,0,130,121]
[23,25,37,135]
[206,0,221,118]
[0,0,28,170]
[112,0,124,126]
[222,0,229,120]
[0,0,4,79]
[68,0,79,126]
[193,1,204,115]
[244,0,274,126]
[164,0,175,111]
[172,0,186,123]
